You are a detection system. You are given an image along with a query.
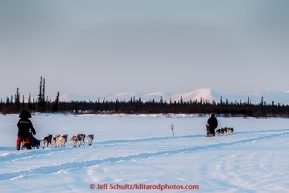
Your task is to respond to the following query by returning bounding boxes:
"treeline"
[1,77,289,117]
[1,94,289,117]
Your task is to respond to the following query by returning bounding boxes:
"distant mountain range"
[58,88,289,105]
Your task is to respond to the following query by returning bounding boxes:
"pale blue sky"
[1,0,289,99]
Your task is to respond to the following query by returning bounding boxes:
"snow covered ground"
[1,114,289,192]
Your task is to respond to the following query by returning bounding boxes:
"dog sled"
[20,129,41,150]
[205,124,215,137]
[206,125,234,137]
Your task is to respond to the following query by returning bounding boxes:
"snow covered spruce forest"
[1,114,289,192]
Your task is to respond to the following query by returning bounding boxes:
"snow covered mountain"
[2,88,288,105]
[59,88,220,103]
[59,91,174,102]
[58,88,289,105]
[171,88,220,102]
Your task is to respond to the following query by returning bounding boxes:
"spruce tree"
[37,76,47,112]
[115,98,119,112]
[220,96,223,105]
[38,76,42,103]
[6,97,9,107]
[52,91,60,112]
[22,95,25,109]
[10,95,13,106]
[14,88,20,111]
[75,104,78,114]
[33,97,36,111]
[42,78,45,103]
[28,93,32,110]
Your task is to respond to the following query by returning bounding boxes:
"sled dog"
[220,128,224,136]
[216,129,221,136]
[57,134,68,147]
[53,134,61,147]
[77,134,86,146]
[71,135,79,147]
[87,134,94,146]
[41,134,52,148]
[31,136,41,149]
[223,127,228,136]
[228,127,234,135]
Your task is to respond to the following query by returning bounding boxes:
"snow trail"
[1,128,288,164]
[0,131,288,182]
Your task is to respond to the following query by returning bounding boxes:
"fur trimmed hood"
[19,109,31,119]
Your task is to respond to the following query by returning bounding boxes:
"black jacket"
[207,117,218,130]
[17,118,36,137]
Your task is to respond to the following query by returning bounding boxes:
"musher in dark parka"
[16,109,36,150]
[207,113,218,136]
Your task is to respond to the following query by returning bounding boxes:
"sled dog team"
[16,109,95,150]
[41,134,94,148]
[206,126,234,137]
[216,127,234,136]
[206,113,234,137]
